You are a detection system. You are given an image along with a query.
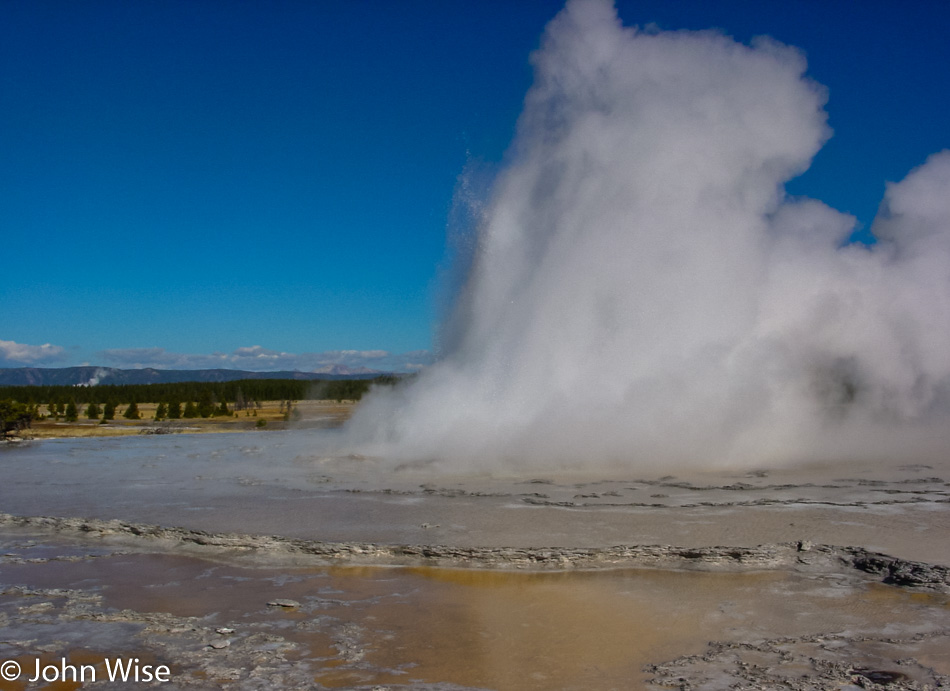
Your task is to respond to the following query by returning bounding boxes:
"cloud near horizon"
[97,346,431,373]
[0,339,67,366]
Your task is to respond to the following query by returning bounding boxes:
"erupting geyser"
[346,0,950,470]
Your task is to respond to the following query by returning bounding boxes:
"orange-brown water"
[2,550,948,690]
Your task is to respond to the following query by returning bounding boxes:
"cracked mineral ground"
[1,431,948,689]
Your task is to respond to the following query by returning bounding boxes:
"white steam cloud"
[345,0,950,471]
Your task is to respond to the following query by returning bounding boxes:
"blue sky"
[2,0,948,372]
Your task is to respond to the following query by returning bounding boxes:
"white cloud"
[0,339,67,365]
[98,346,426,373]
[322,350,389,361]
[233,346,281,359]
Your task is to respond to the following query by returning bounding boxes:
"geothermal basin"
[0,431,949,689]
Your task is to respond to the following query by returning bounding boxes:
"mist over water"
[346,0,950,471]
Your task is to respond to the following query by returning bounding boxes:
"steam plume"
[345,0,950,471]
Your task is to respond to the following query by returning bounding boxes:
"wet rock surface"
[2,434,949,566]
[0,569,485,690]
[645,631,950,690]
[0,516,949,689]
[1,433,949,688]
[1,512,949,594]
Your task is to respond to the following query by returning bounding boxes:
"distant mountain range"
[0,366,388,387]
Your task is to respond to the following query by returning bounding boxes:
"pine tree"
[167,401,182,419]
[1,400,33,437]
[183,401,198,418]
[123,402,141,420]
[102,401,116,421]
[86,402,101,419]
[154,402,167,420]
[197,390,214,418]
[64,400,78,422]
[215,400,230,417]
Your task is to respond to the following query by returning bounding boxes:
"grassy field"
[20,400,357,439]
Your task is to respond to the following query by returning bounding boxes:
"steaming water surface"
[2,431,950,564]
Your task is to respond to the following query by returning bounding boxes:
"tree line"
[0,376,402,430]
[0,376,400,407]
